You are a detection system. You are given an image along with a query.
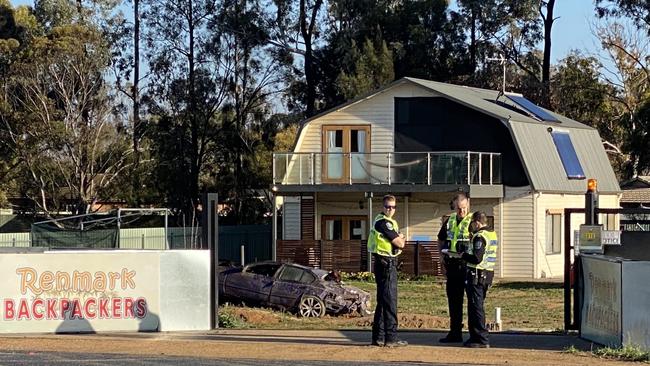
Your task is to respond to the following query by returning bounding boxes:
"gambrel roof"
[295,77,620,194]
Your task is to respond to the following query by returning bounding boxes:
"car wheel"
[298,295,325,318]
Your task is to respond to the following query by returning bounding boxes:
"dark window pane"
[551,131,585,179]
[300,271,316,284]
[279,266,305,282]
[335,130,343,147]
[247,264,280,277]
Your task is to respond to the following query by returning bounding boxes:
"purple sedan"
[218,261,372,318]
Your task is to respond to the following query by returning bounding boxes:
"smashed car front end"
[320,283,372,316]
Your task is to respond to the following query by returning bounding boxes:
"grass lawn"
[220,279,564,331]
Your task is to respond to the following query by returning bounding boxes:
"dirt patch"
[226,307,282,324]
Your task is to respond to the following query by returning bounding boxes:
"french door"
[322,125,371,183]
[321,216,368,241]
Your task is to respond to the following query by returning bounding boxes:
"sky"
[9,0,602,63]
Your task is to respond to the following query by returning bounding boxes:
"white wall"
[534,193,620,279]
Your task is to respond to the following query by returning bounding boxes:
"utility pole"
[487,54,507,95]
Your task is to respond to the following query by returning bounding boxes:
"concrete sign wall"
[581,255,622,347]
[0,250,210,333]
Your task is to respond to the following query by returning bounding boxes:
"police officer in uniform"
[462,211,497,348]
[438,192,473,343]
[368,194,407,347]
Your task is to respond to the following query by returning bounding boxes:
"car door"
[269,265,318,309]
[224,263,279,305]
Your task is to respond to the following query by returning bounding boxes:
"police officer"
[438,192,473,343]
[462,211,497,348]
[368,194,407,348]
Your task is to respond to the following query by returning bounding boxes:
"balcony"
[272,152,502,188]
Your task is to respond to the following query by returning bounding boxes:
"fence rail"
[277,240,442,275]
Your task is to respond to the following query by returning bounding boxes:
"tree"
[596,0,650,33]
[336,38,394,100]
[4,25,130,214]
[272,0,325,117]
[211,0,284,224]
[143,0,227,214]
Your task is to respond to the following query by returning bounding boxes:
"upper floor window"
[322,126,370,183]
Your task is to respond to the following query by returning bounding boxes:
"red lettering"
[135,298,147,319]
[84,298,96,319]
[124,298,134,318]
[46,299,57,319]
[112,297,122,318]
[17,299,30,320]
[99,298,109,319]
[4,299,15,320]
[71,299,83,319]
[60,299,70,319]
[32,299,44,320]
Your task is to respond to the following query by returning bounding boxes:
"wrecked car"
[218,261,372,318]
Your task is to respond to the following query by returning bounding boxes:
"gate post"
[202,193,218,329]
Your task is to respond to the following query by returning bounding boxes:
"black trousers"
[372,254,398,343]
[444,258,466,337]
[466,270,490,345]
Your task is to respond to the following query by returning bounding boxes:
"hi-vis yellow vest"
[368,214,401,257]
[446,212,473,253]
[467,229,498,271]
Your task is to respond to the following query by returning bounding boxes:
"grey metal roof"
[509,122,620,193]
[400,78,619,193]
[295,77,620,193]
[404,77,593,129]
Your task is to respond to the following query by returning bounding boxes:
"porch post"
[367,192,373,272]
[272,193,278,261]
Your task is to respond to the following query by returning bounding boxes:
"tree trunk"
[542,0,556,108]
[132,0,141,205]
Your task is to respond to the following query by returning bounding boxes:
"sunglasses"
[384,205,396,210]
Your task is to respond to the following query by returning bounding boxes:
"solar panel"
[506,94,560,122]
[551,131,585,180]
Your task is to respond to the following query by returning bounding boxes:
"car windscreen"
[245,264,281,277]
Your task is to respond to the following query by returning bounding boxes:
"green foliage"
[218,311,248,329]
[340,271,375,282]
[593,345,650,362]
[336,39,394,100]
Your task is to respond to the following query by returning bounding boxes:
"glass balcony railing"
[273,151,502,185]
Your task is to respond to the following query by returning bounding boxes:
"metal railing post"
[467,151,471,184]
[427,153,431,185]
[388,153,392,185]
[272,154,276,184]
[299,154,303,184]
[349,153,353,184]
[285,154,289,184]
[478,153,482,185]
[490,154,493,185]
[310,153,315,184]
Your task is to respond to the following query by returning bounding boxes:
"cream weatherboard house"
[270,77,620,279]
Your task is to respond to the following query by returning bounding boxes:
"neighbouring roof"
[621,189,650,203]
[295,77,621,194]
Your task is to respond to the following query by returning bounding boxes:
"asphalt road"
[0,351,473,366]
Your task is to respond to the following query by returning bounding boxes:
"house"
[270,77,620,279]
[620,176,650,232]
